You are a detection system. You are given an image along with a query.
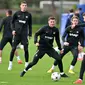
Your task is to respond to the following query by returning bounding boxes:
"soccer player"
[73,13,85,84]
[8,1,32,70]
[20,16,68,77]
[47,15,84,74]
[0,9,22,64]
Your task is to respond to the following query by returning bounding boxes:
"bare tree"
[51,0,56,17]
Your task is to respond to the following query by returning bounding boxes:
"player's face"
[71,18,79,25]
[20,3,27,12]
[48,19,56,27]
[83,16,85,22]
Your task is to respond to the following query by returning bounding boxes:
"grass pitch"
[0,25,85,85]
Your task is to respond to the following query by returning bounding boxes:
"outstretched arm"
[55,29,62,50]
[34,27,44,44]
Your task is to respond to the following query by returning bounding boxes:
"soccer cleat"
[8,65,12,70]
[60,73,68,77]
[18,60,23,64]
[68,69,75,74]
[47,68,54,73]
[74,79,82,84]
[20,71,26,77]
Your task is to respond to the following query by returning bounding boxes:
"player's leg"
[8,36,20,70]
[20,49,45,77]
[9,38,22,64]
[21,35,29,67]
[47,48,68,77]
[69,47,78,74]
[47,46,70,73]
[74,55,85,84]
[0,37,8,63]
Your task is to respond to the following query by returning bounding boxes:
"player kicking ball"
[20,16,68,77]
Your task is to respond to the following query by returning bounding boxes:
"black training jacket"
[12,10,32,36]
[62,25,84,47]
[0,16,12,38]
[34,25,62,50]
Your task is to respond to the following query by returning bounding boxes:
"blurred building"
[40,1,79,15]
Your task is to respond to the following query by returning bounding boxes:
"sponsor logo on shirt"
[69,33,78,37]
[19,20,26,24]
[45,36,53,39]
[26,16,28,18]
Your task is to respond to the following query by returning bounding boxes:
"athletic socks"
[51,65,55,70]
[69,65,74,70]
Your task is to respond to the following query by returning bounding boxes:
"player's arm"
[11,13,17,35]
[55,28,62,50]
[28,14,32,37]
[79,28,84,47]
[78,28,84,52]
[62,26,69,42]
[62,26,70,46]
[34,26,44,45]
[0,19,5,32]
[75,23,85,28]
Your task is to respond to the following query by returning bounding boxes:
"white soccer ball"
[51,72,61,81]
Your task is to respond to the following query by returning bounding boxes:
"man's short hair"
[21,1,27,5]
[7,9,12,15]
[71,15,79,21]
[69,9,74,13]
[48,16,55,21]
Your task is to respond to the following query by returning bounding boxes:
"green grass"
[0,25,85,85]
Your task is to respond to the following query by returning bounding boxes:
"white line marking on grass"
[0,81,8,84]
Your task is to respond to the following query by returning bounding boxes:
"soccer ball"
[51,72,61,81]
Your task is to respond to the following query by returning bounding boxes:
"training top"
[34,25,62,50]
[0,16,12,38]
[62,25,84,47]
[12,10,32,36]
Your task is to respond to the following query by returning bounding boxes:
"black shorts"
[35,47,61,60]
[12,34,28,47]
[0,37,12,50]
[60,46,78,59]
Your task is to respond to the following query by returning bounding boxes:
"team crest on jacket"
[53,32,55,34]
[76,31,79,33]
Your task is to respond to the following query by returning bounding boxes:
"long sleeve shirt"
[34,25,62,50]
[62,25,84,47]
[0,16,12,38]
[12,10,32,36]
